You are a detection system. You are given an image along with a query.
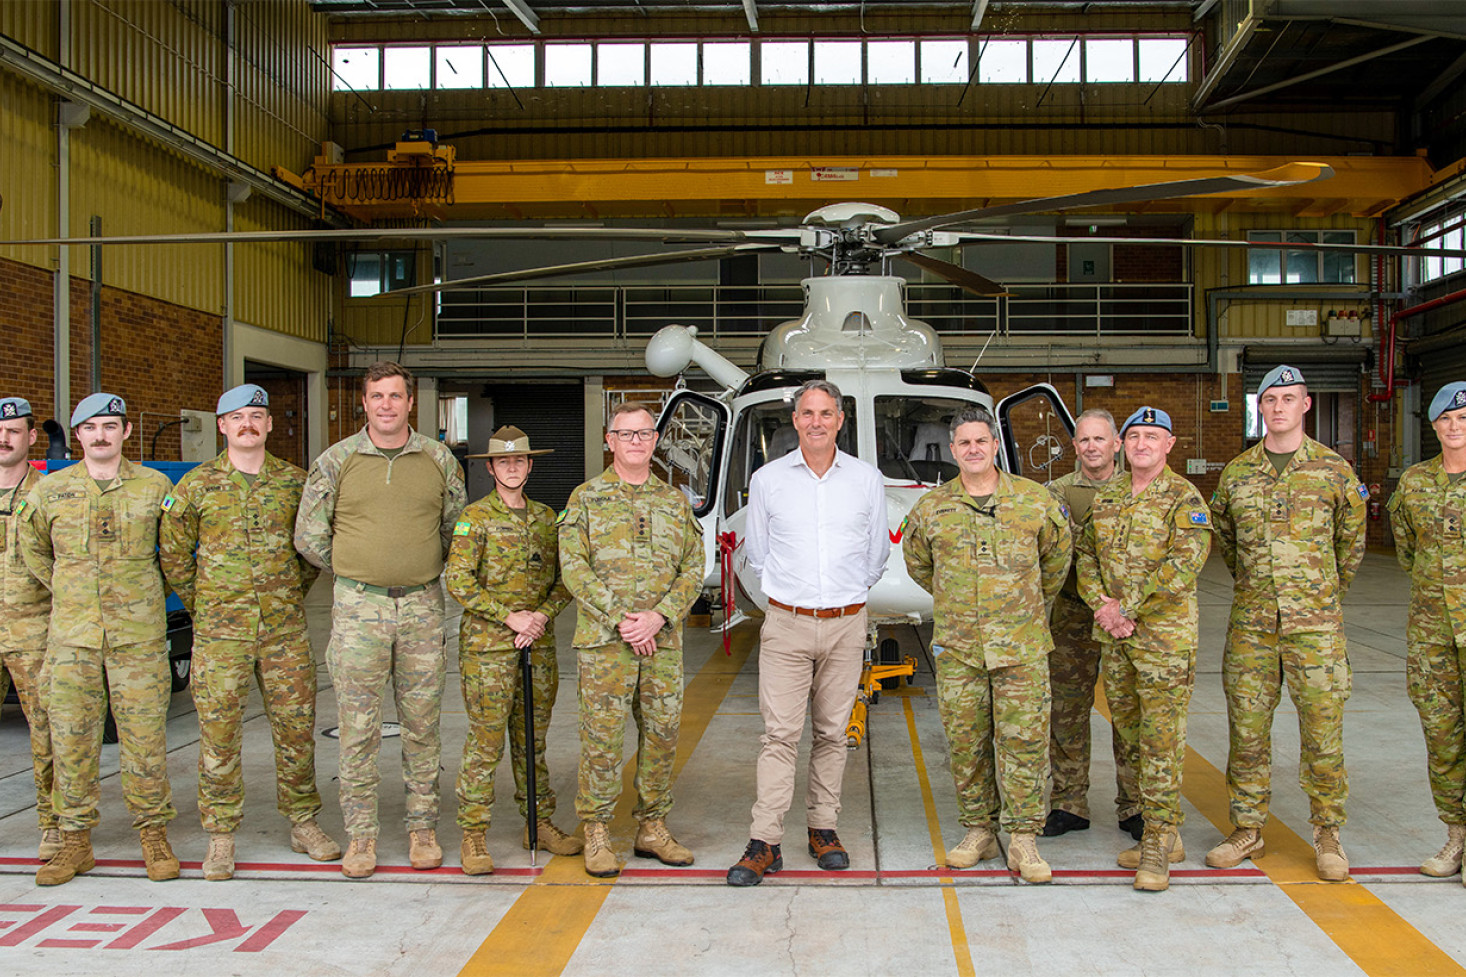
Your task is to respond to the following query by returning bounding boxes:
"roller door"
[479,382,585,511]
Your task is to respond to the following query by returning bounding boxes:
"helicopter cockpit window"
[652,395,725,518]
[874,396,969,485]
[723,396,857,516]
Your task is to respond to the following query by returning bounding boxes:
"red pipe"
[1369,285,1466,402]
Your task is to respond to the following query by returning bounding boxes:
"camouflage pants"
[1102,639,1195,827]
[935,650,1050,834]
[325,579,446,839]
[456,643,560,830]
[1222,628,1350,828]
[1048,593,1138,821]
[0,646,55,830]
[575,641,683,824]
[1405,638,1466,825]
[191,632,323,834]
[47,639,176,831]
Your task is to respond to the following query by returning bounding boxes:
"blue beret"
[1428,381,1466,422]
[1257,365,1307,398]
[70,392,127,428]
[1121,405,1172,436]
[0,397,32,421]
[217,383,270,415]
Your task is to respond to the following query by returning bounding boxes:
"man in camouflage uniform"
[1206,366,1366,882]
[1044,408,1141,841]
[19,393,179,885]
[0,397,57,861]
[295,362,466,879]
[904,407,1071,883]
[160,384,340,881]
[446,425,580,875]
[1076,406,1211,892]
[1389,380,1466,883]
[560,401,704,877]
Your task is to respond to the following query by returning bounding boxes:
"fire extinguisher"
[1368,482,1382,521]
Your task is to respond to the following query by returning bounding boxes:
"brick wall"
[0,256,224,463]
[252,374,308,469]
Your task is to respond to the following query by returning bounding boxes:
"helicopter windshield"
[723,395,857,516]
[874,396,968,486]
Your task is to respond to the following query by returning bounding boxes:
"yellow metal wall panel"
[69,118,223,314]
[1,0,59,58]
[233,198,330,344]
[0,73,59,269]
[231,0,331,176]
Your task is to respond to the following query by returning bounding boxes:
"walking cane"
[521,642,539,867]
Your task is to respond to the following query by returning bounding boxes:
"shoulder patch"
[1357,483,1370,501]
[899,515,908,535]
[555,508,568,525]
[13,498,26,516]
[161,494,176,512]
[453,520,472,537]
[1185,508,1212,528]
[1059,502,1070,520]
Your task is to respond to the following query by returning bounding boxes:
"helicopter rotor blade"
[897,252,1009,297]
[0,226,762,248]
[873,162,1335,245]
[949,230,1466,261]
[389,242,783,296]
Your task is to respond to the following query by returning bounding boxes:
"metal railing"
[436,282,1194,340]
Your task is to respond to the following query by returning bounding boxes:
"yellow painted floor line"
[1095,681,1465,977]
[902,697,977,977]
[457,632,756,977]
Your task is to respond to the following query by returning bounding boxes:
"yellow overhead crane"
[276,137,1437,224]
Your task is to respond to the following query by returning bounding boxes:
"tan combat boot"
[38,827,62,861]
[633,819,694,866]
[1121,831,1186,869]
[460,830,494,876]
[1006,833,1052,884]
[203,833,235,881]
[945,825,1000,869]
[1205,826,1263,868]
[140,825,180,881]
[582,821,622,877]
[409,828,443,870]
[290,818,343,861]
[1134,824,1179,892]
[1313,825,1349,882]
[36,829,95,886]
[524,820,584,856]
[1421,823,1466,878]
[342,837,376,879]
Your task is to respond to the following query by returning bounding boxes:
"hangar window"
[435,45,483,89]
[349,251,417,298]
[383,46,431,90]
[703,41,750,85]
[332,46,379,91]
[1139,37,1190,83]
[978,39,1028,83]
[813,39,862,85]
[1085,38,1134,83]
[761,40,809,85]
[487,44,535,89]
[651,42,699,86]
[1247,231,1357,285]
[867,40,916,85]
[598,42,646,86]
[1416,217,1465,282]
[545,43,593,87]
[921,39,968,84]
[1032,38,1080,84]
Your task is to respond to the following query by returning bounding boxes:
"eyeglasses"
[609,428,657,442]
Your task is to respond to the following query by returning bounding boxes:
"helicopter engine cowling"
[762,277,943,372]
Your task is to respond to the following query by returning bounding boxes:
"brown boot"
[36,829,95,886]
[1421,823,1465,878]
[460,830,495,876]
[202,833,235,881]
[409,828,443,870]
[342,837,376,879]
[634,819,694,866]
[946,826,1000,869]
[582,821,622,877]
[1121,832,1186,869]
[1313,825,1349,882]
[290,818,343,861]
[1134,824,1180,892]
[1006,833,1052,884]
[1206,826,1263,868]
[524,820,584,856]
[38,827,62,861]
[140,825,180,881]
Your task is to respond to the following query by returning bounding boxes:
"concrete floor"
[0,550,1461,976]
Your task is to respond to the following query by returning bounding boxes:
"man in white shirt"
[726,379,889,886]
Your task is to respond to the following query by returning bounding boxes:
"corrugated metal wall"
[334,247,434,347]
[231,0,331,175]
[0,73,59,269]
[0,0,58,56]
[234,198,331,344]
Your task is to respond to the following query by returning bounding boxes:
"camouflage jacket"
[904,471,1071,669]
[1,466,49,650]
[558,466,705,651]
[446,489,572,654]
[1077,465,1212,652]
[18,457,170,647]
[1388,455,1466,646]
[1210,436,1366,634]
[159,451,319,640]
[1048,467,1117,600]
[294,426,467,578]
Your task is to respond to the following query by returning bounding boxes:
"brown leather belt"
[767,598,866,619]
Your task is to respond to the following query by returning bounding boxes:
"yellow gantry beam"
[279,154,1435,223]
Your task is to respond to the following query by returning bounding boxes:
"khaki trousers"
[750,605,866,845]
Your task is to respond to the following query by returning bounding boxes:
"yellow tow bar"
[846,655,917,748]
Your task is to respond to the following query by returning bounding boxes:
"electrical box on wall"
[1325,315,1363,337]
[179,409,216,463]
